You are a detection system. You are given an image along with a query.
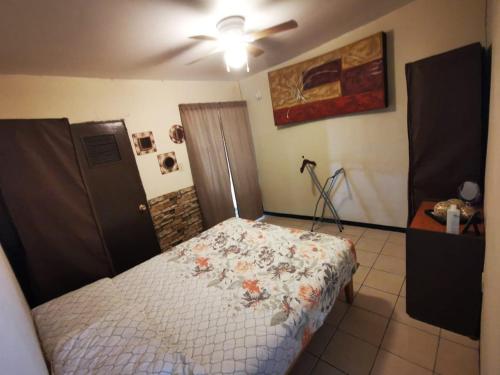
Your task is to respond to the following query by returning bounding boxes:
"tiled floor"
[261,216,480,375]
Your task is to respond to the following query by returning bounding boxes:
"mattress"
[33,218,357,375]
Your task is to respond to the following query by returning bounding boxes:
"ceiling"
[0,0,414,81]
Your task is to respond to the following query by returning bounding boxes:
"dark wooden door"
[71,120,160,274]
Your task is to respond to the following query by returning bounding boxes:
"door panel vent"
[83,135,121,167]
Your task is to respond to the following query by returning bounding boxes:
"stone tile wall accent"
[148,186,203,252]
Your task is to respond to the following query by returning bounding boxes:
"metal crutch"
[300,157,345,232]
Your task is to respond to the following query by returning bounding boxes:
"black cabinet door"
[406,229,484,338]
[72,120,160,274]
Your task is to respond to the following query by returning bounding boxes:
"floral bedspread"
[166,218,357,330]
[33,218,357,375]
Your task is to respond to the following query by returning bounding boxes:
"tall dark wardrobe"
[406,43,488,220]
[0,118,160,306]
[405,43,488,337]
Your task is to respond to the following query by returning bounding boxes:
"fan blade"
[247,20,298,42]
[247,44,264,58]
[189,35,218,41]
[186,48,223,65]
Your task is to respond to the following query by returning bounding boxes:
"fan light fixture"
[187,16,298,73]
[217,16,249,72]
[224,45,248,71]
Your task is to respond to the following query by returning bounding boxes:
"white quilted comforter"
[33,218,357,375]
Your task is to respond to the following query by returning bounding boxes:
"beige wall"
[0,74,241,199]
[239,0,486,227]
[481,0,500,373]
[0,246,47,375]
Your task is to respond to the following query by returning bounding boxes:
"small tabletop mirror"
[458,181,481,204]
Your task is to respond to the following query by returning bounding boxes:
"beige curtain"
[179,103,235,228]
[219,102,263,220]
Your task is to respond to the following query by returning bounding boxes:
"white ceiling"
[0,0,414,81]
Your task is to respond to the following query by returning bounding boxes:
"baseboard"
[263,211,406,233]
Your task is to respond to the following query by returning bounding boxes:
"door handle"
[139,203,148,212]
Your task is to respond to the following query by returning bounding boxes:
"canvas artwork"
[268,32,387,126]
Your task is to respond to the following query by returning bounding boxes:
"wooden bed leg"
[344,280,354,304]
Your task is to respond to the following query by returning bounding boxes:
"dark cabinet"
[406,43,486,222]
[0,118,160,306]
[406,202,484,338]
[0,119,112,305]
[405,43,488,338]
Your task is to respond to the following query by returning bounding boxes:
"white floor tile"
[340,306,388,346]
[371,350,432,375]
[381,320,438,370]
[362,228,390,241]
[373,255,405,276]
[353,286,397,318]
[322,331,378,375]
[381,242,406,259]
[356,237,385,253]
[356,250,379,267]
[435,338,479,375]
[440,329,479,349]
[311,360,345,375]
[392,297,440,336]
[364,269,405,295]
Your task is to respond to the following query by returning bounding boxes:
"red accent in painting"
[341,59,385,96]
[273,90,386,126]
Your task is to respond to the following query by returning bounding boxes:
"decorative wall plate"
[132,131,157,155]
[169,124,185,144]
[158,152,179,174]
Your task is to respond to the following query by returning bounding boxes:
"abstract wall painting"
[268,32,387,126]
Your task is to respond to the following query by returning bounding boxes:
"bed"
[32,218,357,375]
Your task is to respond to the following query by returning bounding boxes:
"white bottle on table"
[446,204,460,234]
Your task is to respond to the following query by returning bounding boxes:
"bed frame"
[344,279,354,304]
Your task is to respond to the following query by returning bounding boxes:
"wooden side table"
[406,201,485,338]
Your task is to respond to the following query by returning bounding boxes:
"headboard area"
[0,245,48,375]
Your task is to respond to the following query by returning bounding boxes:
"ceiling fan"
[187,16,298,72]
